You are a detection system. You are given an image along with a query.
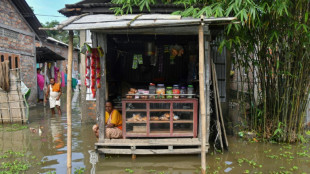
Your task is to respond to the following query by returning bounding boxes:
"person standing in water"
[45,78,62,115]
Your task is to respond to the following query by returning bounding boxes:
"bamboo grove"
[110,0,310,142]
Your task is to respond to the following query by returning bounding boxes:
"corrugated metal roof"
[52,14,235,32]
[12,0,48,39]
[58,0,188,17]
[36,47,66,63]
[47,37,68,47]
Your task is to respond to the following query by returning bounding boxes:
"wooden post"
[43,62,47,107]
[66,30,73,174]
[204,27,211,147]
[198,24,206,174]
[97,33,107,143]
[79,30,87,122]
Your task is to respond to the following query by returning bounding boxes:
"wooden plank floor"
[95,138,209,155]
[95,138,203,147]
[97,148,202,155]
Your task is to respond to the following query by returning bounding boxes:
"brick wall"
[0,0,37,105]
[0,0,32,32]
[20,55,36,103]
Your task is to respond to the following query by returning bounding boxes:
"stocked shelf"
[125,109,147,112]
[150,109,171,112]
[122,99,198,138]
[173,109,193,112]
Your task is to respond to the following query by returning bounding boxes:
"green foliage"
[74,167,85,174]
[41,20,80,48]
[0,124,28,132]
[46,171,56,174]
[111,0,310,143]
[125,168,134,173]
[0,160,30,173]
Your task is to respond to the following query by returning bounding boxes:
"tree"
[111,0,310,142]
[41,20,80,48]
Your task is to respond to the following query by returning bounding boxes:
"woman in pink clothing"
[37,68,45,103]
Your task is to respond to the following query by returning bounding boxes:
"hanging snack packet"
[138,54,143,64]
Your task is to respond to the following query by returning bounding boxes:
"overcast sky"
[26,0,80,24]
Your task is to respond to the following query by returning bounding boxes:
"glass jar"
[156,84,165,99]
[187,85,194,98]
[180,86,187,98]
[172,85,180,99]
[149,83,156,99]
[166,86,173,99]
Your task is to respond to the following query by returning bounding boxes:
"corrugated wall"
[210,35,227,102]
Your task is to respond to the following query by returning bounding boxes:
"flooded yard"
[0,93,310,174]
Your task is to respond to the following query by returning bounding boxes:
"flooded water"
[0,92,310,174]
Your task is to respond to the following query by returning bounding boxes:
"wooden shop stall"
[46,14,234,171]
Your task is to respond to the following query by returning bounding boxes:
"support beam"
[198,23,206,174]
[204,29,211,149]
[66,30,73,174]
[43,62,47,107]
[79,30,87,122]
[96,33,107,143]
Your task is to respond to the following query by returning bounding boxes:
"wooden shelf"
[125,109,193,112]
[149,120,193,123]
[150,109,170,112]
[123,99,198,138]
[174,120,193,123]
[173,130,193,133]
[173,109,193,112]
[150,121,170,123]
[126,121,147,123]
[126,131,147,135]
[125,109,147,112]
[149,130,170,134]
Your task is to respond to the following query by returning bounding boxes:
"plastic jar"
[156,84,165,99]
[187,85,194,98]
[180,86,187,98]
[172,85,180,99]
[149,83,156,99]
[166,86,173,99]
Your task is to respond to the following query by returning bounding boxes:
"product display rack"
[122,99,198,138]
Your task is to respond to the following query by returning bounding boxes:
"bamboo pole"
[198,23,207,174]
[43,62,47,107]
[66,30,73,174]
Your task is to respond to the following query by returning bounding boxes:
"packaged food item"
[187,85,194,98]
[130,88,137,93]
[141,90,149,99]
[173,85,180,99]
[166,86,173,99]
[149,83,156,99]
[180,86,187,98]
[156,84,165,99]
[150,116,159,121]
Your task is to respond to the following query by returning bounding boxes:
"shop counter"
[122,99,198,138]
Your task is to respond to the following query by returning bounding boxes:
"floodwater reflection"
[0,92,309,173]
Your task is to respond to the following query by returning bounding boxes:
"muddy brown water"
[0,93,310,174]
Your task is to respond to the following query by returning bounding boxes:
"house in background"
[37,37,80,79]
[0,0,47,105]
[0,0,80,105]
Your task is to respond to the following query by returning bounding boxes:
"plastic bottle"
[172,85,180,99]
[156,84,165,99]
[166,86,173,99]
[187,85,194,98]
[149,83,156,99]
[180,86,187,98]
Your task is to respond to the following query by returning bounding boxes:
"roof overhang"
[40,14,236,35]
[36,47,66,63]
